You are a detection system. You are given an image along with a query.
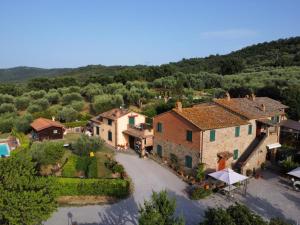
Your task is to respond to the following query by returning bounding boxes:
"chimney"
[250,93,256,101]
[261,103,266,112]
[175,101,182,112]
[52,116,55,121]
[245,95,249,99]
[225,92,231,101]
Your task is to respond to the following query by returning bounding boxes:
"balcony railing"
[126,123,153,136]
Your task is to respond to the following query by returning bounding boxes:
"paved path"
[45,153,300,225]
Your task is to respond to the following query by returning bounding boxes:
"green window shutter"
[157,145,162,158]
[129,117,135,125]
[157,122,162,132]
[235,126,240,137]
[185,155,192,168]
[186,130,193,142]
[233,149,239,160]
[108,131,112,141]
[276,115,280,123]
[210,130,216,142]
[248,125,252,135]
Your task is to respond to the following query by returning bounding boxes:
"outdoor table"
[222,185,237,192]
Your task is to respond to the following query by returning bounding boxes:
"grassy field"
[95,146,114,178]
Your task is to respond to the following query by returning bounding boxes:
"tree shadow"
[241,193,297,224]
[282,192,300,210]
[68,196,139,225]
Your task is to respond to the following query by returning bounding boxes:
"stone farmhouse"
[153,94,288,174]
[91,108,153,154]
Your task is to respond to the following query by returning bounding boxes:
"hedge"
[56,178,130,198]
[63,120,88,128]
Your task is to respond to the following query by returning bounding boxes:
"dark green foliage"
[190,188,212,200]
[14,113,33,133]
[87,157,98,178]
[139,190,185,225]
[0,103,16,114]
[45,91,60,104]
[71,134,104,156]
[70,100,85,111]
[92,94,124,114]
[27,90,47,99]
[27,103,43,113]
[56,178,130,198]
[0,94,14,104]
[15,96,30,110]
[282,85,300,120]
[57,106,78,122]
[269,218,292,225]
[200,204,291,225]
[0,113,16,133]
[0,156,57,225]
[219,58,245,75]
[32,97,50,109]
[30,141,65,166]
[61,93,83,105]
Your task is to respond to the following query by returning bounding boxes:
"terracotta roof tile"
[31,118,64,131]
[173,104,248,130]
[214,97,288,119]
[99,108,130,120]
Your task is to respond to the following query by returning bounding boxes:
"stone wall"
[154,138,200,173]
[202,120,256,171]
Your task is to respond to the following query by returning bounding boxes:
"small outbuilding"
[30,118,65,141]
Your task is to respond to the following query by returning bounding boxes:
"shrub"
[15,96,30,110]
[92,94,123,114]
[72,134,104,156]
[30,141,65,166]
[0,113,16,133]
[75,156,91,174]
[32,98,50,109]
[190,187,212,200]
[112,164,125,174]
[45,91,60,104]
[27,104,43,113]
[87,157,98,178]
[0,94,14,104]
[61,93,83,105]
[70,100,85,111]
[56,178,130,198]
[57,106,78,122]
[62,155,78,177]
[14,113,33,133]
[0,103,16,114]
[281,158,299,173]
[28,90,47,99]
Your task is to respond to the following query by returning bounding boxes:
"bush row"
[56,177,130,198]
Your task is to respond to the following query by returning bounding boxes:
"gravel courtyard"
[45,153,300,225]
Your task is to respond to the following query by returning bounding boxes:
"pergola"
[208,168,249,196]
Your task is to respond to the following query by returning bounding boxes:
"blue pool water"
[0,143,10,156]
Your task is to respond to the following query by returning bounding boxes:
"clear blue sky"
[0,0,300,68]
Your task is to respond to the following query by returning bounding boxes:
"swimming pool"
[0,143,10,157]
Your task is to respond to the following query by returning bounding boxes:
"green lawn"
[63,133,82,144]
[61,145,114,178]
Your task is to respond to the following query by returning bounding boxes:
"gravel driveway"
[45,153,300,225]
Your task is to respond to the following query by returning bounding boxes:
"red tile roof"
[30,118,64,131]
[99,108,130,120]
[173,104,249,130]
[214,97,288,119]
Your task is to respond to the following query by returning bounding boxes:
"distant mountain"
[1,36,300,82]
[0,67,72,82]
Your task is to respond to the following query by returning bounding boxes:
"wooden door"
[218,158,226,171]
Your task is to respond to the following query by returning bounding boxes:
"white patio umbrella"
[287,167,300,179]
[208,168,248,185]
